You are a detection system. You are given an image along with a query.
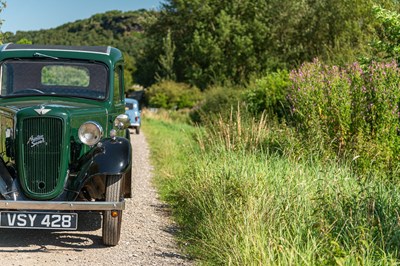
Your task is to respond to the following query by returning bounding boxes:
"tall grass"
[289,59,400,175]
[144,110,400,265]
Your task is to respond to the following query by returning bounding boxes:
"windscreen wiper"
[33,52,59,60]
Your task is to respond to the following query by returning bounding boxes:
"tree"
[156,29,176,81]
[369,5,400,62]
[0,1,6,43]
[123,52,136,89]
[145,0,274,88]
[16,38,32,44]
[144,0,399,89]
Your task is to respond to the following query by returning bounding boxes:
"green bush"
[189,86,244,124]
[289,59,400,174]
[244,70,292,118]
[145,80,203,109]
[369,6,400,62]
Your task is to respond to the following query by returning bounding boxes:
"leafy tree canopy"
[143,0,400,89]
[370,5,400,62]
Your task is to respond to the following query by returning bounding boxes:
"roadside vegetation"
[141,4,400,265]
[144,108,400,265]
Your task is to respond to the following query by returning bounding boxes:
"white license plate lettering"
[62,215,72,228]
[51,214,61,228]
[28,214,37,227]
[9,213,38,227]
[7,213,16,226]
[41,214,50,227]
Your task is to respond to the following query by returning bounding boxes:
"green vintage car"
[0,43,132,246]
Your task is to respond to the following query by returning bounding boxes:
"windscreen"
[125,103,134,110]
[0,60,108,100]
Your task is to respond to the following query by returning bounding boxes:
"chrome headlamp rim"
[113,114,130,130]
[78,121,103,146]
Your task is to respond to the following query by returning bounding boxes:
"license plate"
[0,211,78,230]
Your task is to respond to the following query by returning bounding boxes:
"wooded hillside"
[3,9,155,88]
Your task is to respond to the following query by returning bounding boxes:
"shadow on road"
[0,212,106,250]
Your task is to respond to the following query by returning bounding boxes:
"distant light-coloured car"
[125,98,141,134]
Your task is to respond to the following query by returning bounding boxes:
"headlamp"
[78,121,103,146]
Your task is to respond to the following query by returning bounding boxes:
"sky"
[1,0,163,33]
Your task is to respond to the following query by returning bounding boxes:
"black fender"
[89,136,131,175]
[0,157,16,200]
[67,136,132,200]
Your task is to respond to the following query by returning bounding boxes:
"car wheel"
[102,175,123,246]
[135,126,140,135]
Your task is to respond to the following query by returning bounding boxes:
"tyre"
[102,175,123,246]
[135,126,140,135]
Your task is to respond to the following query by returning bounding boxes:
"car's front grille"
[22,117,63,194]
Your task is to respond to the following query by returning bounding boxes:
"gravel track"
[0,131,191,266]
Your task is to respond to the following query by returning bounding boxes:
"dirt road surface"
[0,131,192,266]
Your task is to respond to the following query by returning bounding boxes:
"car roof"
[0,43,124,67]
[125,98,138,104]
[2,43,111,55]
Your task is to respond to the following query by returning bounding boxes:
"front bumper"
[0,200,125,211]
[130,122,140,127]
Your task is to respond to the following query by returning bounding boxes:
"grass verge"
[143,114,400,265]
